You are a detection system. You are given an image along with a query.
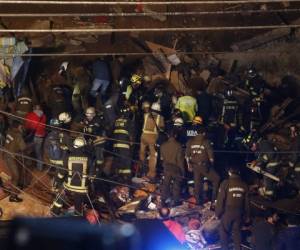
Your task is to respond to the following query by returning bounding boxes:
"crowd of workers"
[0,56,300,249]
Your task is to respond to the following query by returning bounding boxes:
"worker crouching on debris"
[51,137,95,216]
[215,166,250,250]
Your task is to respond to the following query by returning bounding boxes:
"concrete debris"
[30,34,55,48]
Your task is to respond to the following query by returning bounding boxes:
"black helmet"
[228,166,240,176]
[246,65,257,79]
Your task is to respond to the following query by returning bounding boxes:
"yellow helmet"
[130,74,142,86]
[193,116,203,125]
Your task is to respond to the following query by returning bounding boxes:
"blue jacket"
[92,59,111,81]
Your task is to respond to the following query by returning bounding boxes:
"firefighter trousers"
[51,190,86,215]
[95,144,104,168]
[264,161,279,197]
[139,133,158,179]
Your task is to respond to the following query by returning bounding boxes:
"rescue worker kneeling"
[51,137,95,215]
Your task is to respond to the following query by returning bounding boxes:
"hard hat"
[193,116,203,125]
[49,118,61,127]
[228,166,240,176]
[226,89,233,97]
[119,77,128,87]
[142,101,150,109]
[73,137,86,148]
[58,112,72,124]
[58,61,69,74]
[246,65,257,78]
[130,74,142,86]
[120,106,130,115]
[151,102,161,112]
[85,107,96,119]
[174,117,184,127]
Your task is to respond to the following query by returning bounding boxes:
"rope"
[1,24,300,33]
[1,110,299,153]
[2,146,300,213]
[0,110,141,145]
[2,148,85,215]
[2,50,300,57]
[0,0,298,5]
[1,8,300,17]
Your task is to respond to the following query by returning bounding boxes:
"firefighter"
[251,137,280,199]
[57,112,73,154]
[82,107,106,171]
[44,118,64,168]
[4,120,27,202]
[220,89,239,148]
[215,167,250,250]
[186,127,220,205]
[160,129,185,206]
[125,74,146,107]
[244,66,265,97]
[175,92,198,123]
[15,94,33,118]
[51,137,95,215]
[172,117,186,145]
[139,102,165,181]
[112,107,134,182]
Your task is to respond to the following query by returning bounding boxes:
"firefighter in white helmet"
[139,102,165,180]
[81,107,106,171]
[51,136,95,215]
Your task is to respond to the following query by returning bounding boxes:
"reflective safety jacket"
[220,96,239,127]
[57,149,94,193]
[113,117,132,150]
[175,95,198,122]
[82,115,106,146]
[142,112,164,135]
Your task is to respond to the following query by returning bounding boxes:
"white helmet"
[85,107,96,120]
[58,112,72,124]
[174,117,184,127]
[58,61,69,74]
[142,101,150,110]
[73,137,86,148]
[151,102,161,112]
